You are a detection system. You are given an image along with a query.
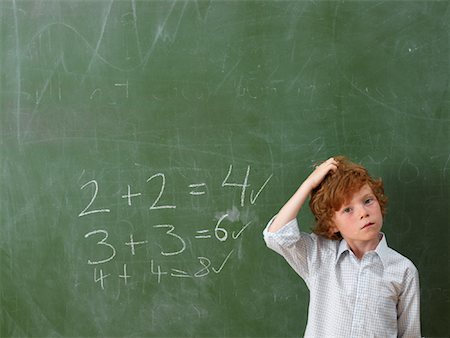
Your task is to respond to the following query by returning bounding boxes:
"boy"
[263,156,421,337]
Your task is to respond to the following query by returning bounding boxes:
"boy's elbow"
[267,218,284,233]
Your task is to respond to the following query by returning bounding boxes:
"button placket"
[350,254,373,337]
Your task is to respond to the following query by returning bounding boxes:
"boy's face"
[330,184,383,248]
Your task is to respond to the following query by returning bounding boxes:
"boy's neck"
[345,234,382,260]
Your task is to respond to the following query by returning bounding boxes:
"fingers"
[306,157,339,190]
[312,157,338,170]
[327,157,339,169]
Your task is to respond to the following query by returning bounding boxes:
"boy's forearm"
[267,157,338,233]
[267,182,313,233]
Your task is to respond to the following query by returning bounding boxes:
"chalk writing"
[121,184,142,206]
[146,173,177,210]
[195,252,231,277]
[195,229,211,239]
[125,234,148,255]
[77,165,273,290]
[119,264,131,285]
[153,224,186,256]
[189,182,207,195]
[114,80,129,98]
[151,259,168,284]
[214,214,229,242]
[79,180,111,217]
[94,268,109,290]
[222,165,250,207]
[84,229,116,265]
[89,250,236,289]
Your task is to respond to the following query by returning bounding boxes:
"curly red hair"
[309,156,388,240]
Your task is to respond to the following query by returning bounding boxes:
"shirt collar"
[374,233,390,267]
[336,239,350,263]
[335,233,389,266]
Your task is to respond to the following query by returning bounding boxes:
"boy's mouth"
[362,222,374,229]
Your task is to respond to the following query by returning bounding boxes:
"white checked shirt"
[263,218,421,338]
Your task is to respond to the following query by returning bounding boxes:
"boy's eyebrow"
[358,193,376,202]
[341,192,375,206]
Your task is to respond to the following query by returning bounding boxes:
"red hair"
[309,156,387,240]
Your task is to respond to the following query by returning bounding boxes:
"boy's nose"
[359,207,369,219]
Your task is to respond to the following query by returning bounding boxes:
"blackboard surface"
[1,1,448,337]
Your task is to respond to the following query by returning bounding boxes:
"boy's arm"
[397,267,421,337]
[268,157,338,233]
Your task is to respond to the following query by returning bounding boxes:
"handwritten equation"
[77,165,273,290]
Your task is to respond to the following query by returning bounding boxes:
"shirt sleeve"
[263,216,317,281]
[397,264,421,338]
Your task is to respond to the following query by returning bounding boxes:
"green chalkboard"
[1,1,449,337]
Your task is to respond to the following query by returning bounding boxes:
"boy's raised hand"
[267,157,338,233]
[304,157,339,191]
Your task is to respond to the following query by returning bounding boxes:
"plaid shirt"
[263,218,421,338]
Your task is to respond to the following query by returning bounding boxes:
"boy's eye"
[365,197,374,205]
[343,207,352,213]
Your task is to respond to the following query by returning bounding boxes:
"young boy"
[263,156,421,337]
